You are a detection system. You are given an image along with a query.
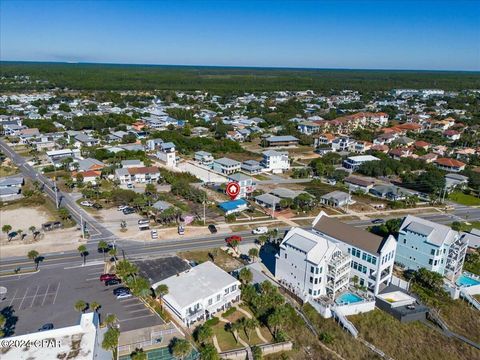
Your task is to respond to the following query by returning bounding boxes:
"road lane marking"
[8,289,18,307]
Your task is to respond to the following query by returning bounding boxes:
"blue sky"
[1,0,479,70]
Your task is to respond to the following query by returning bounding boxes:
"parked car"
[80,201,93,207]
[178,225,185,235]
[117,292,132,299]
[123,207,135,215]
[371,218,385,224]
[138,219,149,225]
[38,323,54,331]
[98,243,115,253]
[113,287,129,295]
[92,203,103,210]
[151,229,158,239]
[117,205,128,211]
[252,227,268,235]
[100,274,117,282]
[127,183,135,189]
[105,278,122,286]
[208,224,218,234]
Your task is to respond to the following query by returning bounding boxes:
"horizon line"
[1,60,479,73]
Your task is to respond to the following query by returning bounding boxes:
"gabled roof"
[312,212,386,255]
[399,215,458,247]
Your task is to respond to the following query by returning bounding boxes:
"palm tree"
[129,277,151,298]
[199,343,220,360]
[239,268,253,285]
[74,300,87,313]
[251,345,263,360]
[29,226,36,238]
[248,248,259,262]
[130,348,147,360]
[104,313,118,328]
[244,318,259,340]
[102,327,120,360]
[78,245,88,265]
[257,235,267,246]
[224,322,240,343]
[90,301,101,313]
[155,284,169,307]
[17,229,23,240]
[109,247,118,265]
[27,250,40,270]
[2,224,12,240]
[195,324,213,344]
[98,241,109,261]
[170,338,192,360]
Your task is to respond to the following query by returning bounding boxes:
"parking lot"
[0,262,163,336]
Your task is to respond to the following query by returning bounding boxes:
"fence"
[219,341,293,360]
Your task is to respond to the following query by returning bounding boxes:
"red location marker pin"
[226,182,240,200]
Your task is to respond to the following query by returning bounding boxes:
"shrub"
[205,317,219,327]
[223,306,237,317]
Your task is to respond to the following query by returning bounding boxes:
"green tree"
[251,345,263,360]
[155,284,169,307]
[102,327,120,360]
[130,348,147,360]
[104,313,118,328]
[195,323,213,344]
[90,301,101,313]
[2,224,12,240]
[170,338,192,360]
[58,207,70,221]
[199,343,220,360]
[27,249,41,270]
[98,240,109,261]
[78,244,88,265]
[248,248,259,262]
[74,300,87,313]
[239,268,253,285]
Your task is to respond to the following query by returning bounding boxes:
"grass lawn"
[224,309,246,323]
[438,299,480,344]
[349,309,479,360]
[211,322,242,351]
[177,248,243,272]
[0,165,19,177]
[448,191,480,206]
[253,174,270,181]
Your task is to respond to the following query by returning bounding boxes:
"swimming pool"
[456,274,480,287]
[335,292,363,305]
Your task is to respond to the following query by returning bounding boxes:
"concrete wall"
[220,342,293,360]
[334,300,376,316]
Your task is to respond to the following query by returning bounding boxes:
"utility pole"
[54,178,59,209]
[272,200,275,219]
[203,201,206,226]
[80,215,85,238]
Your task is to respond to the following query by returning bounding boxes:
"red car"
[100,274,118,282]
[226,235,242,244]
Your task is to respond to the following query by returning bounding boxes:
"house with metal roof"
[396,215,468,281]
[218,199,249,215]
[213,157,241,175]
[320,191,352,208]
[263,135,299,147]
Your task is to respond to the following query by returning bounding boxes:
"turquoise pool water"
[335,292,363,305]
[456,274,480,287]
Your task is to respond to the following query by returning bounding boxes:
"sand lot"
[0,206,84,257]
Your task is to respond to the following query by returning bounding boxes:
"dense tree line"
[2,62,479,92]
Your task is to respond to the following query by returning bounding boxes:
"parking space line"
[127,308,151,314]
[119,314,155,322]
[17,288,29,310]
[52,282,60,305]
[123,303,144,308]
[41,284,50,306]
[8,289,18,307]
[85,277,99,281]
[29,286,40,308]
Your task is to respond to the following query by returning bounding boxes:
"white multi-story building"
[213,157,241,175]
[2,312,110,360]
[227,173,255,199]
[194,151,214,167]
[260,150,289,174]
[396,215,468,281]
[311,212,397,295]
[156,142,177,168]
[331,137,355,152]
[342,155,380,171]
[276,227,351,300]
[153,261,241,326]
[115,166,160,184]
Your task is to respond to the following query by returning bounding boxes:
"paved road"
[0,139,114,241]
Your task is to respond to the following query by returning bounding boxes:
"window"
[314,278,318,284]
[429,259,433,265]
[315,267,319,275]
[309,276,313,283]
[284,254,287,259]
[208,298,213,305]
[231,285,237,291]
[310,266,314,273]
[362,253,367,261]
[308,289,312,295]
[372,257,377,265]
[430,249,435,255]
[225,288,230,294]
[434,260,438,266]
[403,239,406,244]
[217,294,221,301]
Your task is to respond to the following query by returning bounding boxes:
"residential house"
[434,158,466,173]
[260,150,290,174]
[74,133,99,147]
[389,148,412,160]
[445,173,469,192]
[213,158,241,175]
[314,133,336,148]
[396,215,468,281]
[226,173,255,199]
[320,191,352,208]
[46,149,81,164]
[156,142,177,168]
[194,151,214,167]
[352,141,372,154]
[343,155,380,171]
[263,135,299,147]
[331,137,355,152]
[344,176,376,193]
[443,130,461,141]
[121,160,144,168]
[369,185,412,201]
[218,199,249,215]
[275,227,351,300]
[146,138,164,151]
[254,193,282,210]
[297,121,321,135]
[414,140,431,151]
[115,166,160,185]
[241,160,263,175]
[151,262,241,327]
[75,158,105,172]
[312,212,397,295]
